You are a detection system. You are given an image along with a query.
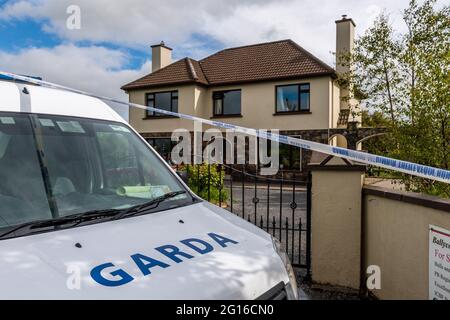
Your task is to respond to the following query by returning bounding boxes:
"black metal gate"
[182,163,311,276]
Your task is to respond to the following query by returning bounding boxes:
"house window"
[146,138,175,161]
[213,90,242,116]
[146,91,178,117]
[279,143,302,171]
[256,136,302,171]
[276,84,310,113]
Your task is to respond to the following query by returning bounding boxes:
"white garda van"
[0,79,298,300]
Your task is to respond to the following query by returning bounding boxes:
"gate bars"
[180,162,311,275]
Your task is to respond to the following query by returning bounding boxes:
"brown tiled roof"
[121,39,335,90]
[121,58,208,90]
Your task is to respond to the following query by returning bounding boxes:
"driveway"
[222,182,308,267]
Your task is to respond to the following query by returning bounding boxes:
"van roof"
[0,80,125,123]
[0,74,42,83]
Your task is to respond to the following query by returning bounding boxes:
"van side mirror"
[176,171,189,184]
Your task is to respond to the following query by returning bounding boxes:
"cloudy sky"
[0,0,416,119]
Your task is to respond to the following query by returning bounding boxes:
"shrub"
[182,164,228,205]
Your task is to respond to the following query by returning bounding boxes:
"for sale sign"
[429,225,450,300]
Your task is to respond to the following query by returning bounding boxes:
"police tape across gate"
[1,71,449,184]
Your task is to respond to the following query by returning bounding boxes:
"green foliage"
[343,0,450,197]
[361,110,391,128]
[183,164,228,205]
[360,110,391,156]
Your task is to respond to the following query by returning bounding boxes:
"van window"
[0,115,53,227]
[0,113,190,233]
[97,131,141,188]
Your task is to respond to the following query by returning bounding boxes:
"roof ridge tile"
[122,39,336,91]
[185,58,198,81]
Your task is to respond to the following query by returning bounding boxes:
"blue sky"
[1,19,59,51]
[0,9,152,70]
[0,0,415,119]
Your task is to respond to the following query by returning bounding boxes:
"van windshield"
[0,112,191,233]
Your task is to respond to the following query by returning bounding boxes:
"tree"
[361,110,390,154]
[342,0,449,197]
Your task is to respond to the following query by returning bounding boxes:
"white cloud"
[199,0,411,64]
[0,0,418,121]
[0,1,278,49]
[0,0,413,63]
[0,44,151,120]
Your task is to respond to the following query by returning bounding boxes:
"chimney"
[151,41,172,72]
[335,15,356,110]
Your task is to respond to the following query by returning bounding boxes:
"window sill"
[142,115,179,120]
[273,111,311,116]
[210,114,243,119]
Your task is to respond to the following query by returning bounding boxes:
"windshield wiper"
[33,208,122,228]
[0,209,121,240]
[46,191,187,225]
[112,190,187,221]
[0,191,187,240]
[0,220,48,240]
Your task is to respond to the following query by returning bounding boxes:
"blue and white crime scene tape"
[1,71,449,184]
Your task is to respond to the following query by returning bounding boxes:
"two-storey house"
[122,16,358,170]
